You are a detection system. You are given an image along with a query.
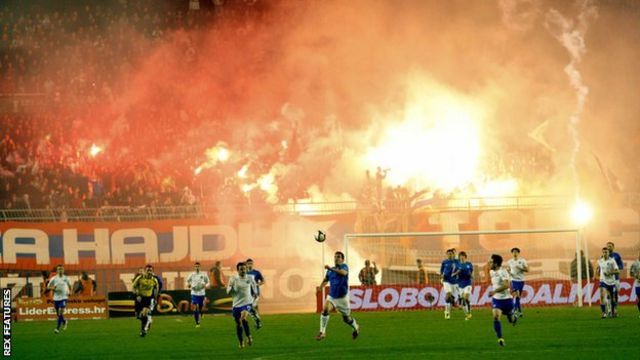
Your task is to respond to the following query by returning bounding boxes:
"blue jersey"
[440,259,458,283]
[611,253,623,280]
[456,262,473,288]
[248,269,264,295]
[326,264,349,298]
[154,274,163,293]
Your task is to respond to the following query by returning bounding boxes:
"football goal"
[341,228,594,310]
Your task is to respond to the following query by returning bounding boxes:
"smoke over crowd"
[2,0,640,212]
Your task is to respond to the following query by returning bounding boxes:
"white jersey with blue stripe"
[227,274,257,308]
[49,275,71,301]
[631,260,640,288]
[187,271,210,296]
[598,257,618,286]
[490,269,512,300]
[507,258,527,281]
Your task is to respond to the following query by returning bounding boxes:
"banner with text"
[108,289,231,318]
[17,296,107,321]
[316,279,638,312]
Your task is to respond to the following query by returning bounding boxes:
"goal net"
[342,228,598,312]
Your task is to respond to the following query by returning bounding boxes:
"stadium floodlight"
[343,228,591,309]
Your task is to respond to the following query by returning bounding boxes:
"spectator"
[416,259,427,285]
[209,261,225,288]
[73,271,98,296]
[358,259,378,286]
[571,250,594,282]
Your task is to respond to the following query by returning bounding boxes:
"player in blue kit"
[316,251,360,341]
[489,254,518,346]
[440,249,459,319]
[246,258,264,329]
[227,262,258,349]
[453,251,474,320]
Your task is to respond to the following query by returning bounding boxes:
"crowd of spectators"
[0,0,267,217]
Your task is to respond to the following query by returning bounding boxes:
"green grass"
[11,306,639,359]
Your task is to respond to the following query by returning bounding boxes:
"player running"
[489,254,518,347]
[132,265,159,337]
[187,262,210,327]
[596,247,620,318]
[316,251,360,341]
[47,264,71,334]
[606,242,624,305]
[630,250,640,318]
[227,262,258,349]
[453,251,473,320]
[507,248,528,316]
[440,249,459,319]
[246,258,264,329]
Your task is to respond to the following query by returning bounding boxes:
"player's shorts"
[54,299,67,310]
[634,285,640,297]
[459,285,472,297]
[443,282,457,295]
[232,304,253,321]
[327,295,351,316]
[491,298,514,314]
[599,282,616,294]
[511,280,525,293]
[191,295,205,307]
[139,295,153,309]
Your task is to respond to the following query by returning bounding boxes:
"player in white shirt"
[187,262,210,327]
[47,264,71,334]
[507,248,529,316]
[630,251,640,318]
[596,247,619,318]
[489,254,518,347]
[227,262,258,349]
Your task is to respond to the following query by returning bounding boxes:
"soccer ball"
[314,230,326,243]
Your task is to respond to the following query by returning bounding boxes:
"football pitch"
[12,306,638,359]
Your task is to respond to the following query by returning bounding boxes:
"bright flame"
[242,184,254,193]
[237,164,249,179]
[571,199,593,226]
[281,140,288,149]
[194,166,203,175]
[258,173,275,192]
[365,79,484,191]
[89,144,103,157]
[217,147,230,162]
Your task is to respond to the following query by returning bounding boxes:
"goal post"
[343,228,593,309]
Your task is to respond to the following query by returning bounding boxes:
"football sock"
[636,300,639,312]
[493,320,502,338]
[242,319,251,336]
[57,314,63,329]
[514,297,521,312]
[600,304,606,313]
[236,324,243,343]
[347,318,358,330]
[320,314,329,333]
[249,308,261,322]
[194,309,200,323]
[140,316,148,331]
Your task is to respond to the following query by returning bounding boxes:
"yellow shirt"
[133,275,158,297]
